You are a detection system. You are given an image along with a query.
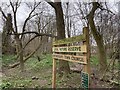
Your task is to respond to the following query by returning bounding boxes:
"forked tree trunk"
[88,2,107,74]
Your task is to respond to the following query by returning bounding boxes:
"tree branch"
[21,2,41,38]
[87,2,102,42]
[15,0,21,12]
[99,7,115,15]
[9,0,18,33]
[9,41,42,68]
[10,31,57,37]
[0,7,7,20]
[24,42,41,61]
[45,0,56,8]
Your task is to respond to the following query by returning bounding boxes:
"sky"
[0,0,120,2]
[0,0,119,32]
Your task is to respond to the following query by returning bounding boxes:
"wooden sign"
[53,54,87,64]
[81,72,89,88]
[53,34,85,45]
[52,27,90,88]
[53,45,87,53]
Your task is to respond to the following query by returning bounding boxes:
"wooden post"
[83,27,90,74]
[52,37,56,89]
[52,58,56,88]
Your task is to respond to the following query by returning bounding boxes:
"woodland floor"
[0,54,120,89]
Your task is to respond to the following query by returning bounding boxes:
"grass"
[90,55,99,66]
[1,54,53,89]
[2,54,17,66]
[25,54,52,71]
[1,54,82,89]
[1,54,119,89]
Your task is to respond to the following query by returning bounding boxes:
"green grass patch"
[2,54,17,66]
[1,79,32,89]
[0,81,13,89]
[2,54,53,88]
[25,54,52,71]
[90,55,99,66]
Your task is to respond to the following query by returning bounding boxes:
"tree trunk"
[97,36,107,73]
[19,40,24,72]
[66,2,71,38]
[54,2,70,74]
[15,35,24,72]
[118,1,120,83]
[2,14,14,54]
[88,2,107,73]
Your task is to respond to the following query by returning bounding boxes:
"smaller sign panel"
[81,72,89,88]
[53,34,85,45]
[53,45,87,53]
[53,54,87,64]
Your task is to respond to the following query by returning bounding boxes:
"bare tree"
[73,2,115,74]
[0,1,56,72]
[46,0,70,74]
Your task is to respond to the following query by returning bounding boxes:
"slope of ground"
[1,54,120,89]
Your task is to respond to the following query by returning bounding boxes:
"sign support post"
[52,58,56,88]
[82,27,90,88]
[52,37,56,89]
[83,27,90,74]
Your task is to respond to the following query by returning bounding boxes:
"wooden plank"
[52,54,87,64]
[52,58,56,88]
[52,45,87,53]
[53,34,85,45]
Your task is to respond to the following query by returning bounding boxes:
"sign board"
[53,34,85,45]
[52,45,87,53]
[53,54,87,64]
[81,72,89,88]
[52,27,90,89]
